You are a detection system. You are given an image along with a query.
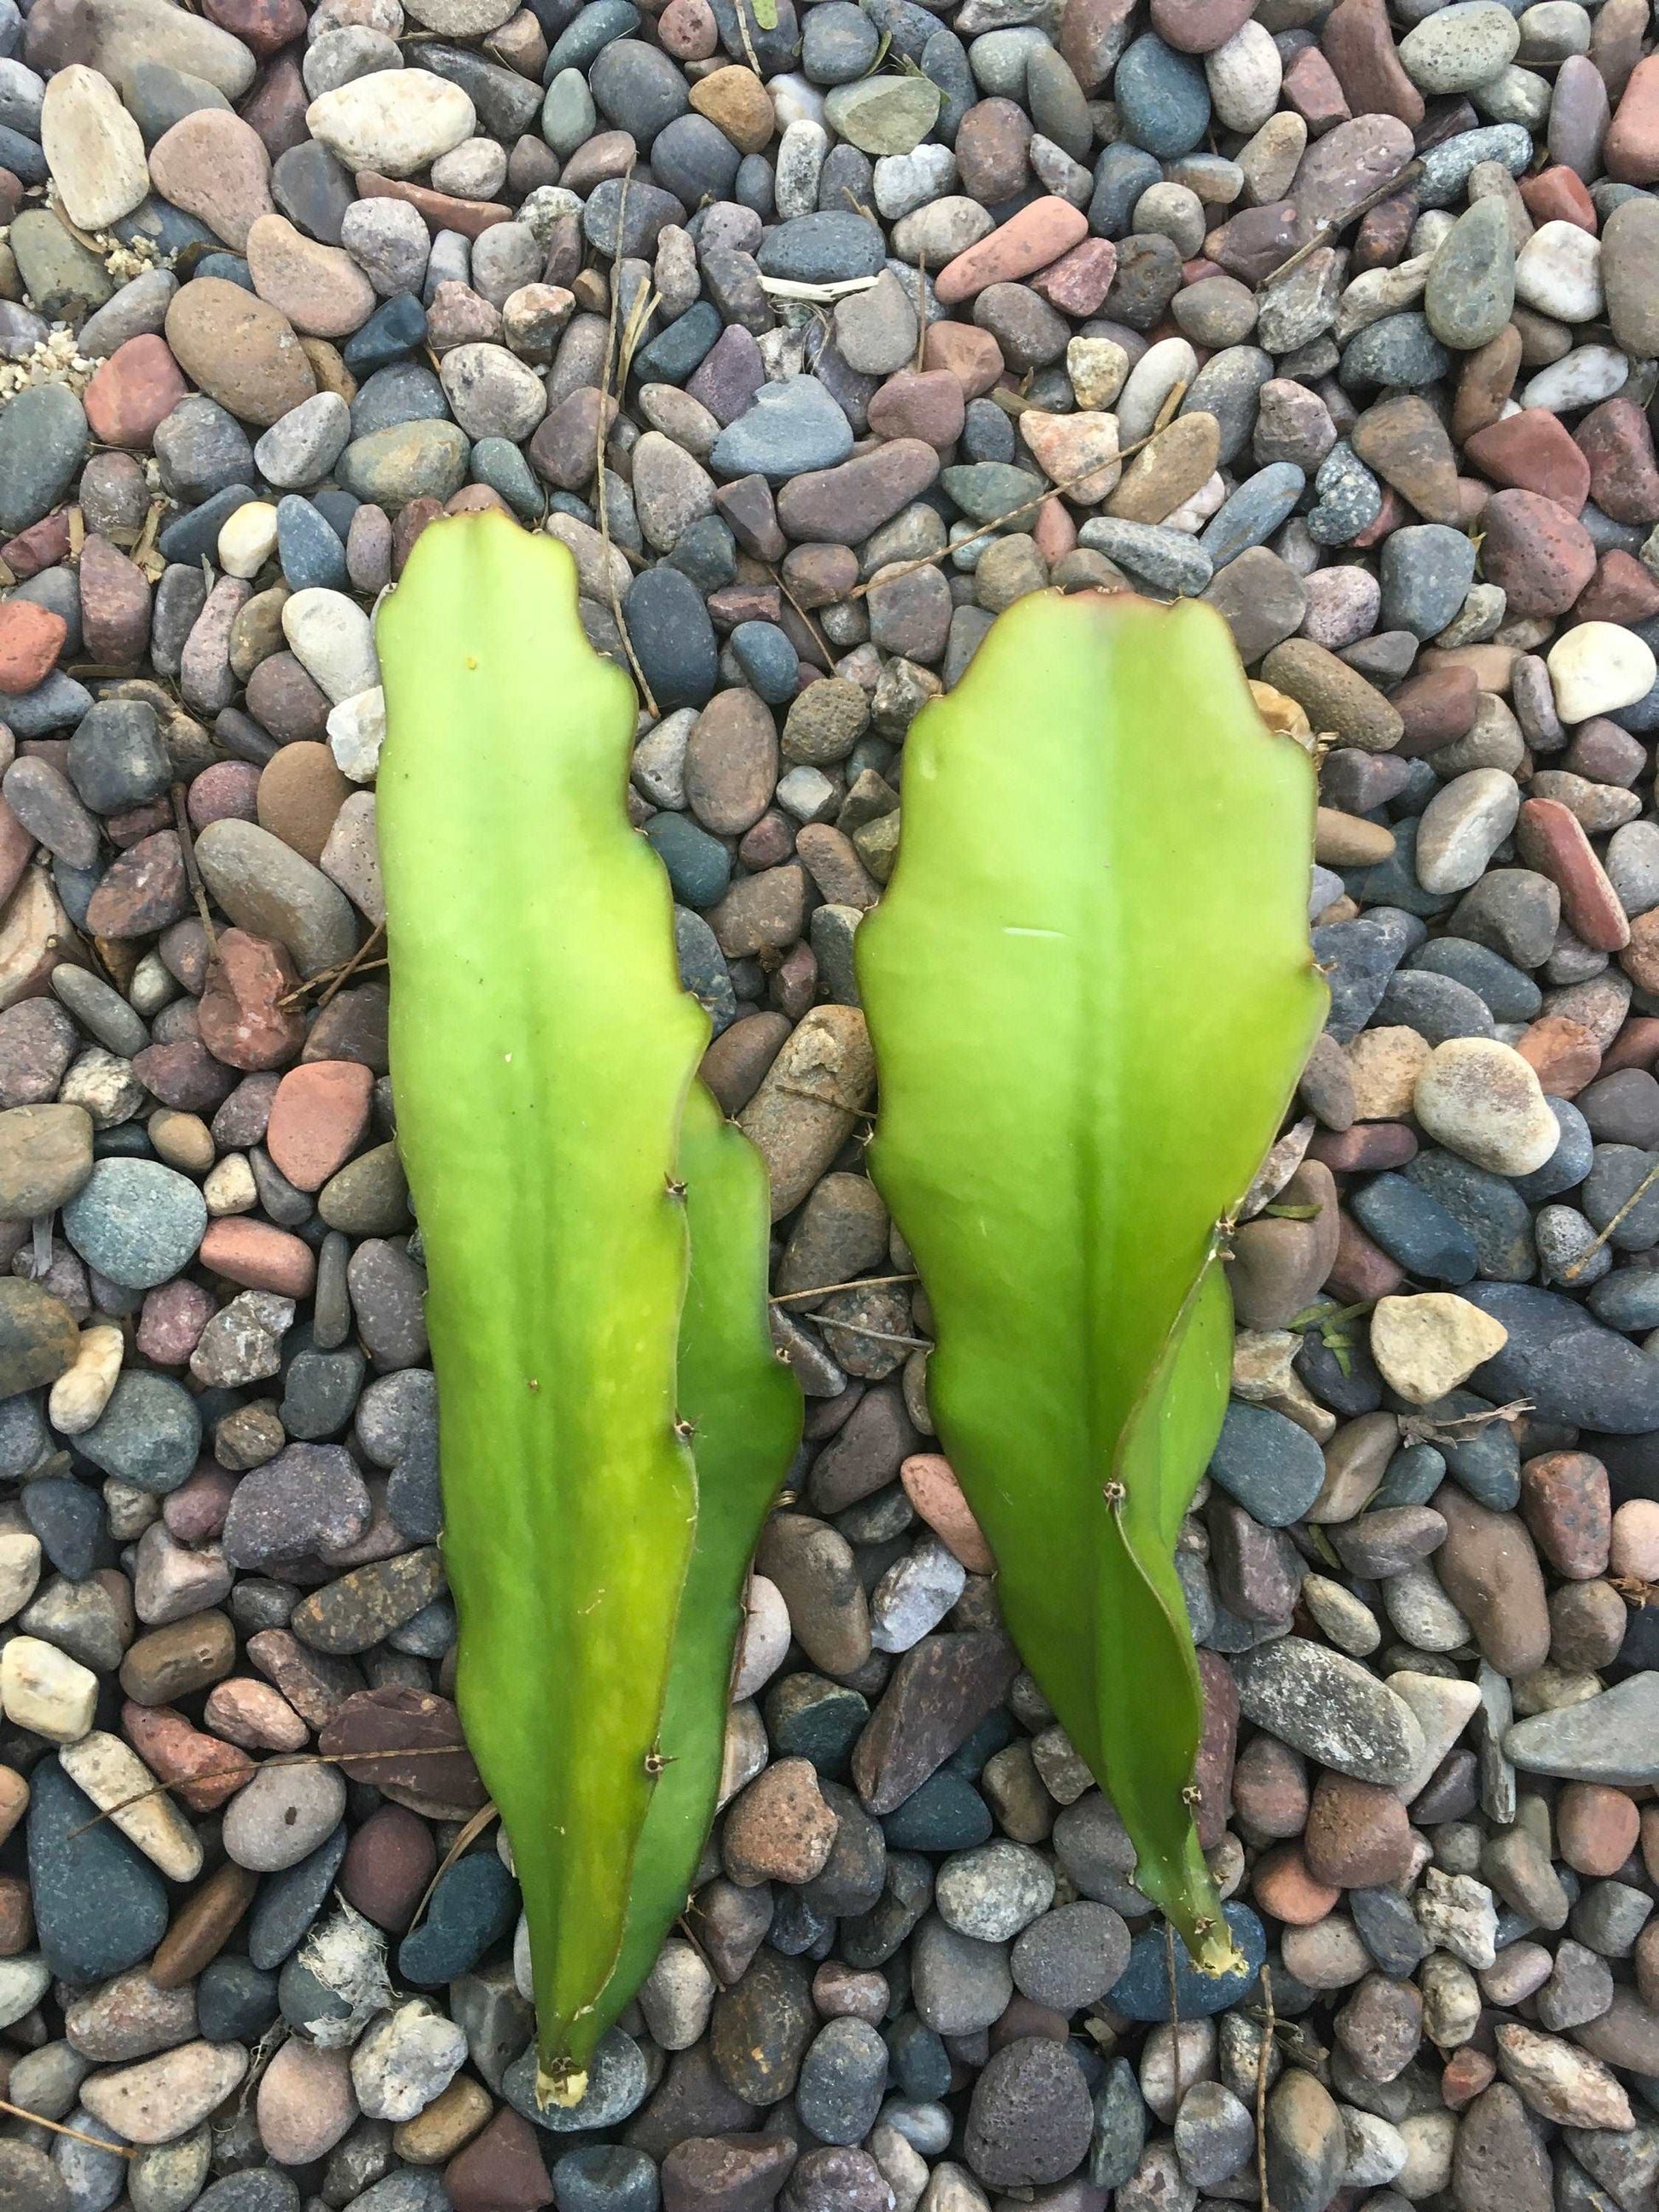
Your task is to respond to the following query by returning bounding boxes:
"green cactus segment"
[597,1078,804,2026]
[855,592,1327,1972]
[377,512,707,2102]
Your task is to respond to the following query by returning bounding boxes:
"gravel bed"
[0,0,1657,2207]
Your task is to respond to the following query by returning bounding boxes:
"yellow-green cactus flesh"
[856,590,1328,1974]
[378,511,707,2099]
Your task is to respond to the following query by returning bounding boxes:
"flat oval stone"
[62,1158,208,1289]
[27,1757,169,1982]
[1232,1637,1426,1785]
[1106,1902,1267,2020]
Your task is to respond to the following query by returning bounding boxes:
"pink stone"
[83,337,187,450]
[137,1279,217,1366]
[162,1466,238,1544]
[205,1677,310,1752]
[934,196,1090,305]
[188,762,262,829]
[264,1060,374,1191]
[199,1218,318,1297]
[900,1453,996,1573]
[1033,494,1077,564]
[1031,235,1118,316]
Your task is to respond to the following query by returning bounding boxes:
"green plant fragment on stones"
[595,1075,802,2026]
[378,511,748,2105]
[855,590,1327,1972]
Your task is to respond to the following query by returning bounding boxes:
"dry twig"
[0,2100,133,2155]
[170,783,217,955]
[1256,1964,1275,2212]
[845,419,1191,602]
[771,1272,918,1305]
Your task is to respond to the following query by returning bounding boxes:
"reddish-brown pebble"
[2,513,72,580]
[1465,410,1592,511]
[198,929,308,1071]
[0,601,66,695]
[163,1467,237,1544]
[1520,165,1597,230]
[922,321,1005,396]
[1606,50,1659,181]
[1327,1209,1406,1302]
[935,197,1090,304]
[1576,396,1659,525]
[203,0,304,52]
[264,1060,373,1191]
[150,1859,258,1989]
[1600,1017,1659,1073]
[659,0,718,55]
[1032,236,1118,315]
[1322,0,1425,124]
[355,170,511,240]
[1283,43,1350,131]
[1515,1014,1602,1096]
[1253,1841,1341,1925]
[188,762,262,829]
[1309,1123,1419,1171]
[204,1677,309,1751]
[124,1700,253,1811]
[199,1216,318,1297]
[901,1453,995,1573]
[1442,2048,1497,2109]
[1304,1773,1414,1887]
[1576,550,1659,624]
[137,1279,216,1366]
[1558,1782,1641,1877]
[1436,1487,1552,1678]
[1516,798,1631,951]
[256,741,350,865]
[1391,665,1481,755]
[340,1801,437,1932]
[1478,490,1598,615]
[78,534,151,664]
[1232,1734,1309,1839]
[1520,1451,1612,1579]
[1059,0,1136,88]
[723,1757,839,1885]
[867,369,965,448]
[84,336,188,450]
[1150,0,1251,50]
[445,2110,554,2212]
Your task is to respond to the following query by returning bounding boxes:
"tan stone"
[1344,1025,1432,1119]
[1106,411,1221,523]
[1371,1292,1509,1406]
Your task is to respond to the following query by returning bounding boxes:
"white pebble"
[1515,220,1603,322]
[731,1573,789,1700]
[0,1635,95,1741]
[1546,619,1656,723]
[285,590,380,705]
[327,684,386,783]
[1519,344,1628,413]
[1205,19,1281,132]
[305,68,474,178]
[1414,1037,1559,1176]
[0,1531,40,1624]
[217,501,279,580]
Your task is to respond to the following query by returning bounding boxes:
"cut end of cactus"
[536,2057,588,2111]
[1187,1925,1247,1981]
